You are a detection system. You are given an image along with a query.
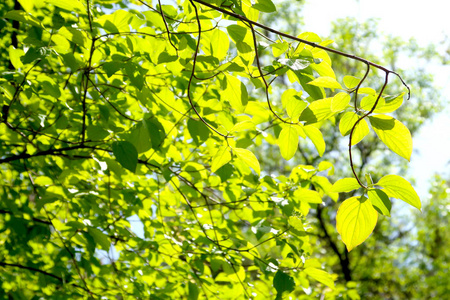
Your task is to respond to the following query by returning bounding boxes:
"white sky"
[300,0,450,199]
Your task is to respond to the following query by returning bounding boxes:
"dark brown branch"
[187,0,233,139]
[0,209,51,225]
[0,261,92,293]
[349,72,389,188]
[192,0,410,100]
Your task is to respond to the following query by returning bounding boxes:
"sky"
[300,0,450,199]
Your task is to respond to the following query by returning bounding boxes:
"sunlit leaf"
[278,126,299,161]
[330,178,361,193]
[339,112,370,145]
[368,189,391,217]
[304,125,325,157]
[211,146,232,173]
[304,267,335,288]
[377,175,421,209]
[308,76,342,89]
[331,92,351,112]
[294,188,322,204]
[336,196,378,251]
[369,115,412,161]
[234,148,260,175]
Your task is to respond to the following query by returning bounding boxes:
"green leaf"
[377,175,421,210]
[252,0,276,12]
[273,271,295,299]
[343,75,361,89]
[226,25,247,43]
[331,92,351,112]
[44,0,85,13]
[330,178,361,193]
[188,282,199,300]
[291,69,325,100]
[336,196,378,251]
[223,74,248,113]
[234,148,260,175]
[278,126,299,161]
[304,267,335,288]
[4,10,43,28]
[211,146,232,173]
[127,122,152,153]
[112,141,138,173]
[339,112,369,145]
[87,227,110,251]
[188,119,210,146]
[369,115,412,161]
[294,188,322,204]
[368,189,391,217]
[308,76,342,89]
[304,125,325,157]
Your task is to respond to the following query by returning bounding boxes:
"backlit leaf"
[368,189,391,217]
[294,188,322,204]
[330,178,361,193]
[331,92,351,112]
[278,126,299,160]
[308,76,342,89]
[336,196,378,251]
[377,175,421,210]
[223,74,248,113]
[339,112,369,145]
[234,148,260,175]
[304,268,335,288]
[369,115,412,161]
[304,125,325,157]
[211,146,232,173]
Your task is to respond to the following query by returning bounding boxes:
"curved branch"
[188,0,233,138]
[349,72,390,188]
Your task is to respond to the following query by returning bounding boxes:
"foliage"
[0,0,431,299]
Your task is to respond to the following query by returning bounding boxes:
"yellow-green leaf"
[369,115,412,161]
[286,98,307,121]
[360,95,385,112]
[373,93,404,114]
[4,10,43,28]
[308,76,342,89]
[45,0,85,13]
[331,92,351,112]
[294,188,322,204]
[211,146,232,173]
[376,175,421,210]
[223,74,248,113]
[299,97,334,125]
[330,178,361,193]
[278,126,299,161]
[343,75,361,89]
[336,196,378,251]
[304,125,325,157]
[339,112,369,146]
[304,267,335,289]
[368,189,391,217]
[234,148,260,175]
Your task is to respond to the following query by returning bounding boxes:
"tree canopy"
[0,0,442,299]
